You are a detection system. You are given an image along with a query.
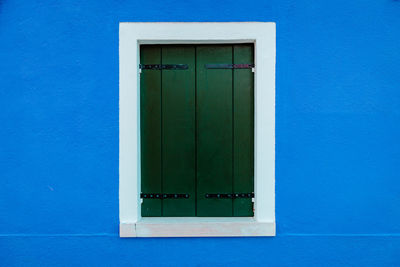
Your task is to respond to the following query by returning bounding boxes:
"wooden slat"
[140,46,162,216]
[196,45,233,217]
[233,44,255,216]
[162,45,196,216]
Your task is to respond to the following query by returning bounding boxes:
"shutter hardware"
[205,64,255,69]
[205,193,254,199]
[141,193,190,199]
[139,64,188,70]
[139,64,254,70]
[141,193,254,199]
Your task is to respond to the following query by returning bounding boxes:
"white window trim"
[119,22,276,237]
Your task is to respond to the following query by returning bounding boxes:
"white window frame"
[119,22,276,237]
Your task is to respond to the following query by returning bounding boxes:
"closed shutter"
[140,44,254,217]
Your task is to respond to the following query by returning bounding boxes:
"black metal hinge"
[205,193,254,199]
[139,64,188,70]
[140,193,190,199]
[205,64,255,69]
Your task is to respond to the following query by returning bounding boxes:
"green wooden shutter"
[140,46,162,216]
[196,45,233,216]
[233,44,255,216]
[140,44,254,217]
[162,46,196,216]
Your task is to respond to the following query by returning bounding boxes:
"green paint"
[162,46,196,216]
[196,45,233,216]
[233,44,255,216]
[140,46,162,216]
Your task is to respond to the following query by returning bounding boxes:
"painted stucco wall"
[1,0,399,265]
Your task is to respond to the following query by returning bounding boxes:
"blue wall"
[1,0,399,266]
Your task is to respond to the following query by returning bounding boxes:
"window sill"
[120,218,275,237]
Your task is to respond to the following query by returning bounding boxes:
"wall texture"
[1,0,399,266]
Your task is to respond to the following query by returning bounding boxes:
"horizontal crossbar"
[140,193,190,199]
[205,64,255,69]
[139,64,188,70]
[205,193,254,199]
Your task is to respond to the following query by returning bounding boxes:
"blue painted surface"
[0,0,399,266]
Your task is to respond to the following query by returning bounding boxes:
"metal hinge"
[205,64,255,69]
[140,193,190,199]
[139,64,188,70]
[205,193,254,199]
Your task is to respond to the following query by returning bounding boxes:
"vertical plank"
[233,44,254,216]
[196,45,233,216]
[162,45,196,216]
[140,46,162,216]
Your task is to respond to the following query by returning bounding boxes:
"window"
[120,22,275,237]
[140,44,254,217]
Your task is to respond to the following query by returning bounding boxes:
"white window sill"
[120,218,275,237]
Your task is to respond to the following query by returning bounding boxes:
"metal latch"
[139,64,188,70]
[205,64,255,69]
